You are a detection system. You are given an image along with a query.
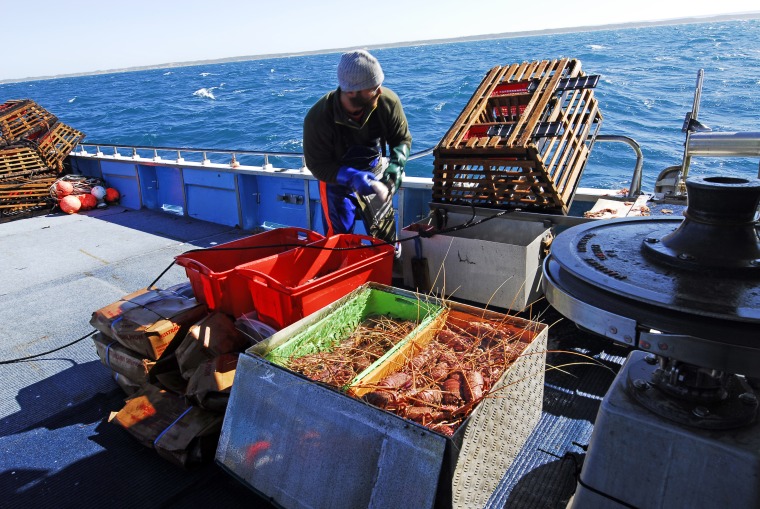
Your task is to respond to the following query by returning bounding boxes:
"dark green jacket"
[303,87,412,183]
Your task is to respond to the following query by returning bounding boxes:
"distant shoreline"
[2,12,759,84]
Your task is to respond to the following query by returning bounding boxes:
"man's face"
[346,85,381,111]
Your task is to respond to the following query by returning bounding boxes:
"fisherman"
[303,49,412,243]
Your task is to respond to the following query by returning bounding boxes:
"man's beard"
[347,92,378,111]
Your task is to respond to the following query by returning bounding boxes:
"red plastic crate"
[491,81,531,96]
[235,234,394,329]
[175,227,324,318]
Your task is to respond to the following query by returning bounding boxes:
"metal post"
[593,135,644,198]
[677,69,705,196]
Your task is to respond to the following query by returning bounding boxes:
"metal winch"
[543,175,760,507]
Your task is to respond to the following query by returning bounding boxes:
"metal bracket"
[277,193,304,205]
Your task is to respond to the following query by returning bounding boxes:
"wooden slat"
[451,64,516,148]
[0,147,48,179]
[0,173,57,213]
[441,66,503,148]
[514,59,568,146]
[506,60,552,146]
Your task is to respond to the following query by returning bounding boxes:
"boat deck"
[0,206,630,508]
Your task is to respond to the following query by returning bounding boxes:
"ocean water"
[2,18,759,191]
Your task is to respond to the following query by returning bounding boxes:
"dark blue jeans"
[319,181,360,235]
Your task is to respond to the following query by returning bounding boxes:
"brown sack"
[185,353,238,413]
[111,371,142,396]
[90,287,154,336]
[175,313,247,379]
[153,405,224,469]
[93,332,155,384]
[109,297,207,360]
[109,383,223,469]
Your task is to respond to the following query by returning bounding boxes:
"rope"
[48,174,107,201]
[0,330,97,365]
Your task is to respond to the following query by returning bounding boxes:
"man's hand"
[382,163,403,189]
[382,144,410,192]
[336,166,378,196]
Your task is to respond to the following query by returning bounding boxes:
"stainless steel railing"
[74,143,436,170]
[74,137,643,195]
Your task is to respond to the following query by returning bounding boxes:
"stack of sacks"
[175,313,248,412]
[90,283,201,393]
[90,282,253,468]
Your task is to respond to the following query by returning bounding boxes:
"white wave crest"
[163,71,172,75]
[193,87,216,99]
[68,97,76,103]
[200,72,213,77]
[588,44,606,51]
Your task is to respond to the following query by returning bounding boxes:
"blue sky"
[1,0,758,81]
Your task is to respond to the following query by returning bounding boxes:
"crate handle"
[180,259,211,275]
[236,268,282,290]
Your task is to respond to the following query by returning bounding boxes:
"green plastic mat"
[264,287,442,387]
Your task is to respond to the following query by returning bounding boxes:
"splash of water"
[193,87,216,99]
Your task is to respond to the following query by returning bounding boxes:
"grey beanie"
[337,50,384,92]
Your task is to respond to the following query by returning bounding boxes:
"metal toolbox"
[215,283,547,509]
[399,211,552,312]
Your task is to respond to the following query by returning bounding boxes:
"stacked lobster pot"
[400,58,603,312]
[216,282,548,508]
[0,99,85,217]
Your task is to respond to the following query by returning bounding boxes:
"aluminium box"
[399,212,552,312]
[216,283,547,509]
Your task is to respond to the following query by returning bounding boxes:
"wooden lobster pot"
[32,122,86,171]
[0,175,56,212]
[0,99,57,144]
[433,58,603,215]
[0,146,48,179]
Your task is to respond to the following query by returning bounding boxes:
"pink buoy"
[56,180,74,198]
[60,195,81,214]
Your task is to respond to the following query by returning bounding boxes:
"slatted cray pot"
[433,58,603,215]
[0,99,57,144]
[0,99,85,217]
[30,122,86,171]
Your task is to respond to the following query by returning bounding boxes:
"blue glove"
[336,166,378,196]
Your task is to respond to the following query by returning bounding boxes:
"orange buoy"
[78,193,98,210]
[56,180,74,198]
[105,187,120,203]
[60,195,81,214]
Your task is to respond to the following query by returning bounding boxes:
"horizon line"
[2,11,759,85]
